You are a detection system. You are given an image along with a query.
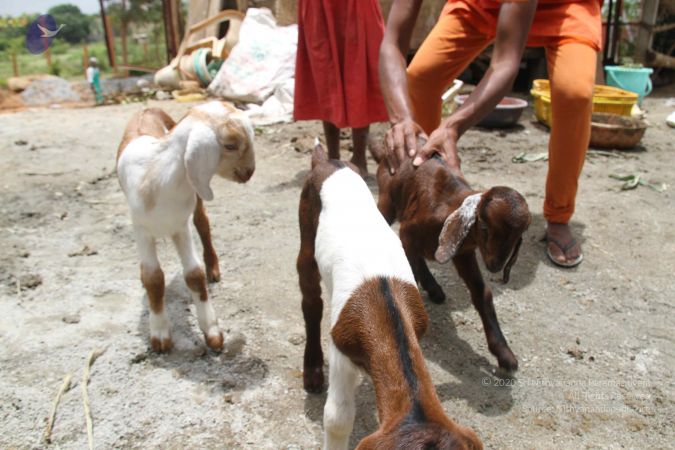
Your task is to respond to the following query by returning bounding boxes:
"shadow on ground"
[527,213,587,271]
[135,274,269,393]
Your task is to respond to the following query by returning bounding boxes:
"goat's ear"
[435,193,482,263]
[184,123,221,201]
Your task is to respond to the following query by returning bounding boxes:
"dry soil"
[0,92,673,449]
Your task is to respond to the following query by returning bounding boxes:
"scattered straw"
[41,373,73,444]
[82,348,106,450]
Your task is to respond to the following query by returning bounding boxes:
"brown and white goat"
[375,151,530,372]
[297,142,482,450]
[116,101,255,352]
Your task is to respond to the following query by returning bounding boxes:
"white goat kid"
[117,101,255,352]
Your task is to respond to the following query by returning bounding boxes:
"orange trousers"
[407,8,597,224]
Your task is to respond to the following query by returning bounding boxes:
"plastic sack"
[244,78,295,125]
[208,8,297,104]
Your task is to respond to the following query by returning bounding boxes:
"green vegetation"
[0,39,168,82]
[48,4,91,44]
[0,2,169,84]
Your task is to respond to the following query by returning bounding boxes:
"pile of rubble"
[3,74,155,108]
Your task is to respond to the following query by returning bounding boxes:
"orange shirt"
[444,0,603,50]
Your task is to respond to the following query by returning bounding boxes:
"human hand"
[413,126,461,170]
[384,119,427,174]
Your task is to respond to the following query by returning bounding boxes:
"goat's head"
[435,187,530,282]
[183,102,256,201]
[357,421,483,450]
[212,111,256,183]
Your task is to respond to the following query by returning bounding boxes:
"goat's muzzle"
[234,167,254,183]
[485,259,504,274]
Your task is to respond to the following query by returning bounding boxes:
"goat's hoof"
[206,266,221,283]
[204,331,224,351]
[496,351,518,373]
[150,336,173,353]
[427,288,446,304]
[303,366,324,393]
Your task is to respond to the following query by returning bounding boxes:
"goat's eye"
[224,143,238,151]
[479,222,488,235]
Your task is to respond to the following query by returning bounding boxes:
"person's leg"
[351,126,369,176]
[544,41,597,266]
[90,84,98,105]
[323,121,341,160]
[407,10,492,134]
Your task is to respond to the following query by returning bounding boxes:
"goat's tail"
[311,137,328,169]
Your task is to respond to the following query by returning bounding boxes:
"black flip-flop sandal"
[546,235,583,268]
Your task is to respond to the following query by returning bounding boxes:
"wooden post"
[120,0,129,76]
[172,0,182,49]
[99,0,117,69]
[162,0,179,62]
[45,47,52,69]
[612,0,624,62]
[154,29,161,63]
[635,0,660,64]
[11,52,18,77]
[603,0,614,65]
[106,16,118,73]
[82,44,89,78]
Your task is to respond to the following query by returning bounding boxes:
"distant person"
[293,0,389,176]
[86,57,103,105]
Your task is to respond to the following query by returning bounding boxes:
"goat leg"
[193,198,220,283]
[376,176,397,225]
[297,184,325,392]
[453,251,518,372]
[401,228,446,304]
[417,258,446,304]
[136,230,172,353]
[173,226,223,352]
[297,247,325,393]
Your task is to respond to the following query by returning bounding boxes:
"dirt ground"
[0,90,673,449]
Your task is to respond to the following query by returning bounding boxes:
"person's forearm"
[379,41,415,124]
[443,0,537,138]
[442,61,520,137]
[378,0,422,124]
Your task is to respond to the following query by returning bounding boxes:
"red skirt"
[293,0,389,129]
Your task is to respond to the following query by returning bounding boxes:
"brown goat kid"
[375,152,530,372]
[298,144,482,449]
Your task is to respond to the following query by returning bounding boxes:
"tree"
[47,4,91,44]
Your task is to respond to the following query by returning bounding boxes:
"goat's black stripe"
[379,276,417,393]
[402,399,427,425]
[379,276,427,426]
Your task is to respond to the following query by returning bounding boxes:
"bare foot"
[545,222,583,267]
